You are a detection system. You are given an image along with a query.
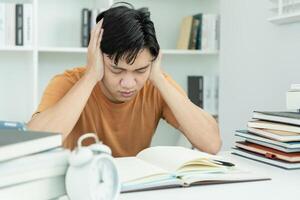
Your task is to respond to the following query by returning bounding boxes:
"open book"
[115,146,270,192]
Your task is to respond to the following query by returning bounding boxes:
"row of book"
[0,3,33,47]
[188,75,219,117]
[0,121,69,199]
[177,13,220,51]
[232,111,300,170]
[81,8,105,47]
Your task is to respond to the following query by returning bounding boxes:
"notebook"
[248,120,300,133]
[115,146,270,192]
[253,111,300,126]
[235,130,300,149]
[232,148,300,169]
[0,148,70,188]
[235,141,300,162]
[236,136,300,153]
[0,176,66,200]
[0,130,62,162]
[247,127,300,142]
[0,120,26,131]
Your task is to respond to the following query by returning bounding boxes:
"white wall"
[219,0,300,150]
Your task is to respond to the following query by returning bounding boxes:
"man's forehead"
[105,54,153,69]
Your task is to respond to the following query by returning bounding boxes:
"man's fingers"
[93,19,104,48]
[97,28,104,49]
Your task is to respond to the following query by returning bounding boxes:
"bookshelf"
[0,0,220,146]
[269,0,300,24]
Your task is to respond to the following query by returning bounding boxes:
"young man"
[27,5,221,157]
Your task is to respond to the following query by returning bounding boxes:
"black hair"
[96,2,160,65]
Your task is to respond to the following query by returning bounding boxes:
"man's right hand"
[85,19,105,84]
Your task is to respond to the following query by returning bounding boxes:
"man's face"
[100,48,153,103]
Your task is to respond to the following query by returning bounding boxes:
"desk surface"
[119,151,300,200]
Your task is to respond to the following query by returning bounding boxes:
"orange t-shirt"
[34,67,186,157]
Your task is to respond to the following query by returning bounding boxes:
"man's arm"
[27,20,105,140]
[150,53,222,155]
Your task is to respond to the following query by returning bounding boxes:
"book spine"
[201,14,209,50]
[81,8,90,47]
[23,4,32,46]
[215,15,220,50]
[15,4,23,46]
[195,14,202,50]
[0,120,26,131]
[8,3,16,46]
[188,16,199,49]
[287,90,300,110]
[0,3,5,47]
[203,76,212,113]
[0,176,66,200]
[210,14,218,51]
[177,16,193,49]
[188,76,203,108]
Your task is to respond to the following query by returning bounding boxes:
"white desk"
[119,151,300,200]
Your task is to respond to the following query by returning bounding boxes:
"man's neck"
[98,82,124,104]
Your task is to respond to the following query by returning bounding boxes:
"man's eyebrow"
[110,65,126,70]
[111,64,151,70]
[135,64,151,70]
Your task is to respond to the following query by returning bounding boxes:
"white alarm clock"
[65,133,120,200]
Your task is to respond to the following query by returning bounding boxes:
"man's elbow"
[207,138,222,155]
[197,130,222,155]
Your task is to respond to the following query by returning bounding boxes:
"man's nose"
[120,74,136,89]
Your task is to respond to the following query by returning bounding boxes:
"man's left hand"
[149,51,164,84]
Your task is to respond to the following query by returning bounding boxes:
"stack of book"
[177,13,220,51]
[0,3,33,47]
[232,111,300,169]
[0,121,70,199]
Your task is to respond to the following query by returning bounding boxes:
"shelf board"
[270,2,300,11]
[162,49,218,55]
[38,47,219,55]
[38,47,87,53]
[0,46,34,52]
[268,12,300,24]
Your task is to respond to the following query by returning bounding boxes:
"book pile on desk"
[232,111,300,170]
[0,120,70,199]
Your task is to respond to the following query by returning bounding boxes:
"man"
[27,4,221,157]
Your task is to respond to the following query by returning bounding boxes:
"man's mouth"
[120,91,135,98]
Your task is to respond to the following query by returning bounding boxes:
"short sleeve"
[159,74,187,129]
[32,72,78,117]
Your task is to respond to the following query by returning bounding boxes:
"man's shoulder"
[51,66,86,83]
[62,66,86,80]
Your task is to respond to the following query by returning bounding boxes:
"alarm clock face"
[91,156,120,200]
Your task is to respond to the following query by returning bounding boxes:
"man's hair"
[96,2,160,65]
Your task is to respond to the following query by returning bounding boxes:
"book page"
[136,146,218,172]
[114,157,169,184]
[181,168,269,186]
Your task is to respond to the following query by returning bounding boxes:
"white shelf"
[0,0,220,123]
[269,0,300,24]
[0,46,34,52]
[37,47,218,55]
[270,1,300,11]
[268,12,300,24]
[38,47,87,53]
[162,49,218,55]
